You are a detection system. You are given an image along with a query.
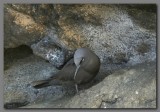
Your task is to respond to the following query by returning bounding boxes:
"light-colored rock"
[31,29,74,68]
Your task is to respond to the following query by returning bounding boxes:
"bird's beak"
[74,65,80,93]
[73,57,84,93]
[74,57,84,80]
[74,64,80,80]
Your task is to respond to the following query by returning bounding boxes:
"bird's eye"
[79,58,84,64]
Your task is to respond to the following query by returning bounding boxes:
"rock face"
[4,4,157,108]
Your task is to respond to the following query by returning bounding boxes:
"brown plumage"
[31,48,101,92]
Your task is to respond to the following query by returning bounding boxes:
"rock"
[4,5,46,48]
[31,28,74,68]
[4,90,29,109]
[124,4,156,32]
[8,4,58,26]
[31,37,65,68]
[4,48,76,108]
[124,4,156,13]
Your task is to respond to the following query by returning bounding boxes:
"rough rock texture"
[4,4,156,68]
[22,61,156,108]
[8,4,58,27]
[4,5,46,48]
[55,4,156,66]
[31,29,74,68]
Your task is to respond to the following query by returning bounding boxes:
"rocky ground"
[4,46,156,108]
[3,4,157,108]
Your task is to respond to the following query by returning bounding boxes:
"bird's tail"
[30,79,51,89]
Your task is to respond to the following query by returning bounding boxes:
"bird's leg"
[75,84,79,93]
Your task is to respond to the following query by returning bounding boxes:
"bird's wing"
[31,79,52,89]
[57,62,76,81]
[31,58,76,89]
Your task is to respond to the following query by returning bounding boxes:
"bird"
[31,48,101,93]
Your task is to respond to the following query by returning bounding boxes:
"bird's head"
[74,48,89,67]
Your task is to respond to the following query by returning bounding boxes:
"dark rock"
[124,4,157,13]
[4,45,33,70]
[125,5,156,32]
[4,101,29,109]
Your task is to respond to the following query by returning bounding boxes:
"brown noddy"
[31,48,100,92]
